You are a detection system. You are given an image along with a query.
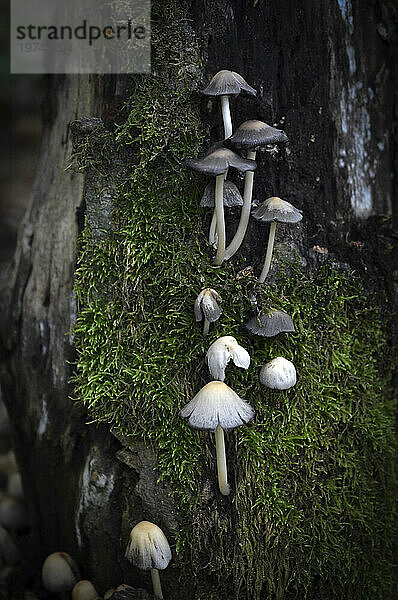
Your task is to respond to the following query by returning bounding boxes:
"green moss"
[72,1,397,598]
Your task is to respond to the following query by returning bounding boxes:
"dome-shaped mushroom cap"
[125,521,171,571]
[252,196,302,224]
[201,70,256,97]
[200,180,243,208]
[42,552,78,593]
[206,336,250,381]
[194,289,222,323]
[180,381,254,431]
[246,309,295,337]
[184,146,257,176]
[72,580,99,600]
[260,357,297,390]
[225,120,289,150]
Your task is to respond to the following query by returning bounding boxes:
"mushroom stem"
[258,221,277,283]
[220,95,233,139]
[203,318,210,336]
[214,174,226,265]
[209,210,217,246]
[215,425,230,495]
[223,150,256,260]
[151,568,163,599]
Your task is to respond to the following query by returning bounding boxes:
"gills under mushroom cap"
[246,309,295,337]
[225,120,288,150]
[253,196,302,224]
[206,336,250,381]
[179,381,254,431]
[184,146,256,177]
[201,70,256,97]
[125,521,171,571]
[260,357,297,390]
[194,289,222,323]
[200,180,243,208]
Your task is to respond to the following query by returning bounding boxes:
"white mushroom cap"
[72,580,99,600]
[125,521,171,571]
[42,552,78,593]
[259,357,297,390]
[206,336,250,381]
[0,525,20,565]
[194,288,222,323]
[179,381,254,431]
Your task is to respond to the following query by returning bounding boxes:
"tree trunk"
[1,1,397,599]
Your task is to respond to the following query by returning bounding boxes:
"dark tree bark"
[0,1,397,599]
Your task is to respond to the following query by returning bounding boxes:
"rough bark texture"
[0,1,397,599]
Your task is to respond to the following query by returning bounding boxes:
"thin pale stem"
[220,95,233,139]
[214,175,226,265]
[258,221,277,283]
[209,210,217,246]
[223,149,256,260]
[203,318,210,336]
[215,425,230,495]
[151,569,163,599]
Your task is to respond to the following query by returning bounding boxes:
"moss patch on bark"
[72,1,397,598]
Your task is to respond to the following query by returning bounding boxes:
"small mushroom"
[260,357,297,390]
[125,521,171,599]
[252,197,302,282]
[42,552,79,595]
[246,309,295,337]
[179,381,254,495]
[223,121,289,261]
[72,580,99,600]
[201,70,256,138]
[206,336,250,381]
[201,181,243,247]
[194,288,222,336]
[185,145,256,264]
[0,492,29,530]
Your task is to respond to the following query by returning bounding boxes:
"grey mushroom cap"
[259,357,297,390]
[201,70,256,97]
[225,120,289,150]
[125,521,171,571]
[200,180,243,208]
[252,196,303,224]
[194,289,222,323]
[246,309,295,337]
[179,381,254,432]
[184,146,257,177]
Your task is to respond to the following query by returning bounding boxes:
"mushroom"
[246,309,295,337]
[252,196,302,282]
[42,552,79,595]
[179,381,254,495]
[7,472,23,500]
[201,70,256,139]
[125,521,171,599]
[194,288,222,335]
[0,525,20,565]
[201,180,243,247]
[223,121,289,260]
[184,145,256,264]
[0,492,29,530]
[72,580,99,600]
[260,357,297,390]
[206,336,250,381]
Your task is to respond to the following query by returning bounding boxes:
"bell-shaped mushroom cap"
[252,196,302,224]
[42,552,79,593]
[125,521,171,571]
[200,180,243,208]
[201,70,256,97]
[184,146,256,177]
[225,120,288,150]
[180,381,254,431]
[206,336,250,381]
[72,580,99,600]
[260,357,297,390]
[246,309,295,337]
[194,289,222,323]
